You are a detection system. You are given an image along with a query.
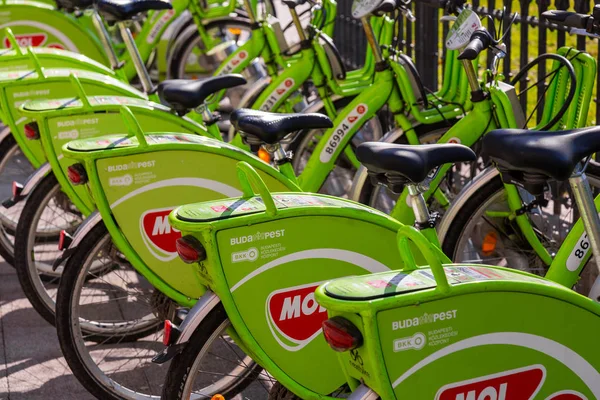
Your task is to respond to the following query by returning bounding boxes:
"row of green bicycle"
[2,0,600,397]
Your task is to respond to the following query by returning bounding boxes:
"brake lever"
[570,27,600,38]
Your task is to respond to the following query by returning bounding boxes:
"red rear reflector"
[67,163,87,185]
[175,236,206,264]
[163,320,173,346]
[24,122,39,140]
[322,316,363,352]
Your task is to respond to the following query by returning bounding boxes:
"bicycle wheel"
[442,162,600,295]
[167,19,258,110]
[14,173,83,324]
[0,135,36,266]
[161,304,269,400]
[56,222,168,399]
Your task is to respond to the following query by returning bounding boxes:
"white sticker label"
[219,50,248,75]
[109,174,133,187]
[58,129,79,140]
[231,247,259,263]
[445,9,482,50]
[393,332,426,352]
[319,104,368,163]
[147,10,175,44]
[258,78,295,111]
[566,232,591,271]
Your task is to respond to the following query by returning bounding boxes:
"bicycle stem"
[361,17,383,64]
[117,22,156,94]
[569,172,600,275]
[243,0,257,24]
[461,59,481,93]
[289,7,307,42]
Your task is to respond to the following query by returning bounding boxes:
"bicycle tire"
[167,18,254,80]
[56,221,166,400]
[0,135,34,267]
[14,173,69,325]
[161,303,264,400]
[441,161,600,290]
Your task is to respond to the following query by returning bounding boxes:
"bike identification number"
[319,103,368,163]
[258,78,295,111]
[566,232,591,272]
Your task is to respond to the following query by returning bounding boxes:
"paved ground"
[0,258,96,400]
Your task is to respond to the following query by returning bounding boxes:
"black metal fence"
[332,0,600,123]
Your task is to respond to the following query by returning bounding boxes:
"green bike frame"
[435,48,597,265]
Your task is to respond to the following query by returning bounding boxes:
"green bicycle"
[9,0,466,326]
[0,0,252,265]
[156,117,600,400]
[0,0,255,79]
[438,7,600,290]
[314,127,600,400]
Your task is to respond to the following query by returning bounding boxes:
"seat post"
[117,22,155,94]
[568,171,600,275]
[91,10,121,70]
[406,184,431,228]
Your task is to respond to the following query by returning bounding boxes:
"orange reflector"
[258,148,271,163]
[211,395,225,400]
[228,28,242,35]
[482,231,498,256]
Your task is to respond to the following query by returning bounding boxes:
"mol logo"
[140,208,181,261]
[3,33,47,48]
[266,283,328,352]
[436,365,547,400]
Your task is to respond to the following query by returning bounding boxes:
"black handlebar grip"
[457,30,490,60]
[542,10,590,28]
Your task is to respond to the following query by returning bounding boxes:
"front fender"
[436,166,500,243]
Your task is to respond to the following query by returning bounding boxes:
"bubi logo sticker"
[266,283,328,351]
[3,33,47,48]
[140,208,181,261]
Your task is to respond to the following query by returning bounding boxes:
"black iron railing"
[332,0,600,123]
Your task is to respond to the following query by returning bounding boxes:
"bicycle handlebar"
[457,29,492,60]
[542,10,590,29]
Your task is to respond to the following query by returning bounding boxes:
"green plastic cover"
[65,133,217,151]
[176,194,356,222]
[22,96,162,111]
[324,265,559,300]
